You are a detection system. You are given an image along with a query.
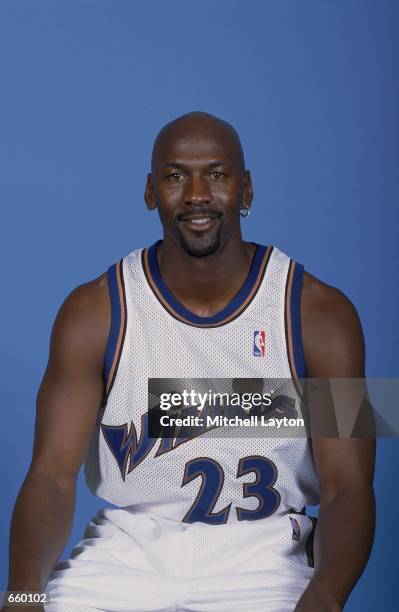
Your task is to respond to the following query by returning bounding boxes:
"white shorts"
[45,507,316,612]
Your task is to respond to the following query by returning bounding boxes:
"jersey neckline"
[141,240,273,328]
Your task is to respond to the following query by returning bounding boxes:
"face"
[145,126,252,258]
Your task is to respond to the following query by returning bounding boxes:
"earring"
[240,206,251,218]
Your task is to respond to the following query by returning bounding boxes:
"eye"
[211,171,225,179]
[167,172,184,181]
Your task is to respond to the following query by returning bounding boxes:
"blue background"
[1,0,398,609]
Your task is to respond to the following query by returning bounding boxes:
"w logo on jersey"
[253,330,266,356]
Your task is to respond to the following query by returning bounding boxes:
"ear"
[145,173,157,210]
[242,170,253,209]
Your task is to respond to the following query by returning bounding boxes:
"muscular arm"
[295,274,375,612]
[6,274,110,592]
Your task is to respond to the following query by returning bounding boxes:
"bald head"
[151,111,245,175]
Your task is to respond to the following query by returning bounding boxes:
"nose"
[183,175,212,206]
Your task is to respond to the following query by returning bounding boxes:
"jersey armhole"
[103,259,127,400]
[285,260,307,381]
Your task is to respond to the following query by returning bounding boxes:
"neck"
[156,235,256,317]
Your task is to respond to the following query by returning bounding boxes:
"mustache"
[176,208,223,221]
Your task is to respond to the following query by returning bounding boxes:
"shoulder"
[301,271,365,377]
[301,271,360,330]
[56,272,109,327]
[50,272,111,366]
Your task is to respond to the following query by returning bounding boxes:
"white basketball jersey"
[84,241,320,525]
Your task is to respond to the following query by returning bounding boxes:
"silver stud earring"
[240,206,251,218]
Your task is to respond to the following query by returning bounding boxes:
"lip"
[180,216,219,232]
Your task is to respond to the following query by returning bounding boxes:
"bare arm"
[6,274,110,592]
[295,274,375,612]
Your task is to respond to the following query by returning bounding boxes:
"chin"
[179,230,221,258]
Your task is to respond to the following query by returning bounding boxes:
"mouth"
[178,214,222,233]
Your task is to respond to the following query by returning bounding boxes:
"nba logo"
[253,331,266,356]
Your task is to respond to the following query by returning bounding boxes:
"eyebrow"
[160,160,230,170]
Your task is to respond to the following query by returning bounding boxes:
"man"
[5,112,375,611]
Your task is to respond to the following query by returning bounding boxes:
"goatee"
[178,226,222,258]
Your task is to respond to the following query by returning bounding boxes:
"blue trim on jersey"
[103,263,121,387]
[290,263,307,378]
[147,240,266,325]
